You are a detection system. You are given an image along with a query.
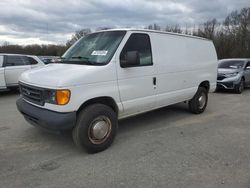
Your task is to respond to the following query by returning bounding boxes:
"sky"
[0,0,249,45]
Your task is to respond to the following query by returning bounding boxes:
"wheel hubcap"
[88,116,112,144]
[198,92,206,109]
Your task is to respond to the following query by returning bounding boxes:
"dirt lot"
[0,90,250,188]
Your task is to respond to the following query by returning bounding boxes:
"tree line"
[0,7,249,59]
[0,43,67,56]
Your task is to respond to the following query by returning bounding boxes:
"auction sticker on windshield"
[91,50,108,56]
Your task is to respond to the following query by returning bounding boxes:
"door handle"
[153,77,156,85]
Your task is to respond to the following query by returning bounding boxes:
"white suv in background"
[0,54,44,90]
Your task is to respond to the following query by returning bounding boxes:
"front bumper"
[217,81,235,89]
[16,98,76,131]
[217,75,242,90]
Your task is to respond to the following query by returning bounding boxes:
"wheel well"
[77,97,119,115]
[199,81,210,91]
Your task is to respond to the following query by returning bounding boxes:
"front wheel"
[235,79,244,94]
[188,87,208,114]
[72,104,118,153]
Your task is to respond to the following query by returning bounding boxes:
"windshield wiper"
[61,56,97,65]
[71,56,89,60]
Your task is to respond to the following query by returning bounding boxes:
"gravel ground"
[0,89,250,188]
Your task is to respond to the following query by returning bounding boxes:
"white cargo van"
[16,29,217,153]
[0,54,44,90]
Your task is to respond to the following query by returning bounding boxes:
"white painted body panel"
[0,56,6,90]
[5,65,31,86]
[19,29,218,119]
[149,32,217,108]
[21,63,116,88]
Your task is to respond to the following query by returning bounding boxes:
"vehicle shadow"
[215,87,249,94]
[118,102,190,134]
[0,89,19,97]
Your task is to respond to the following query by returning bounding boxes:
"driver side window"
[120,33,153,67]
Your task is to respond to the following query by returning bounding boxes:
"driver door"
[116,33,156,117]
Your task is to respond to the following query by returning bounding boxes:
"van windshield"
[61,31,126,65]
[218,60,244,69]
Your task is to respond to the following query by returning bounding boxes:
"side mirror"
[121,51,140,68]
[246,66,250,70]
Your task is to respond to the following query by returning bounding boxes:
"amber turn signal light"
[56,90,71,105]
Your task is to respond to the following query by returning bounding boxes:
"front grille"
[19,83,44,106]
[217,75,226,81]
[223,82,234,88]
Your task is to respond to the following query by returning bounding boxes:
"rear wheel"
[72,104,118,153]
[188,87,208,114]
[235,78,244,94]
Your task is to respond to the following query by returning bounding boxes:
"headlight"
[224,72,238,78]
[44,89,71,105]
[44,90,56,104]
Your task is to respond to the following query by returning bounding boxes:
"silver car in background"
[217,59,250,93]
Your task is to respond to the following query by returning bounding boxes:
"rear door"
[0,55,6,89]
[4,55,31,86]
[116,33,156,116]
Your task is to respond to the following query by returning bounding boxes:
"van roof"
[94,28,211,41]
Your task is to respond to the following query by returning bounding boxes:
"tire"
[215,87,220,92]
[72,104,118,153]
[188,87,208,114]
[235,79,244,94]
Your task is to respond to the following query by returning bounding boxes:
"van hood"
[20,63,115,88]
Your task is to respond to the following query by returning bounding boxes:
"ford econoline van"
[16,29,217,153]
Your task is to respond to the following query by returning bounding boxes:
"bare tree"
[66,28,91,47]
[165,25,182,33]
[146,24,161,30]
[196,19,217,40]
